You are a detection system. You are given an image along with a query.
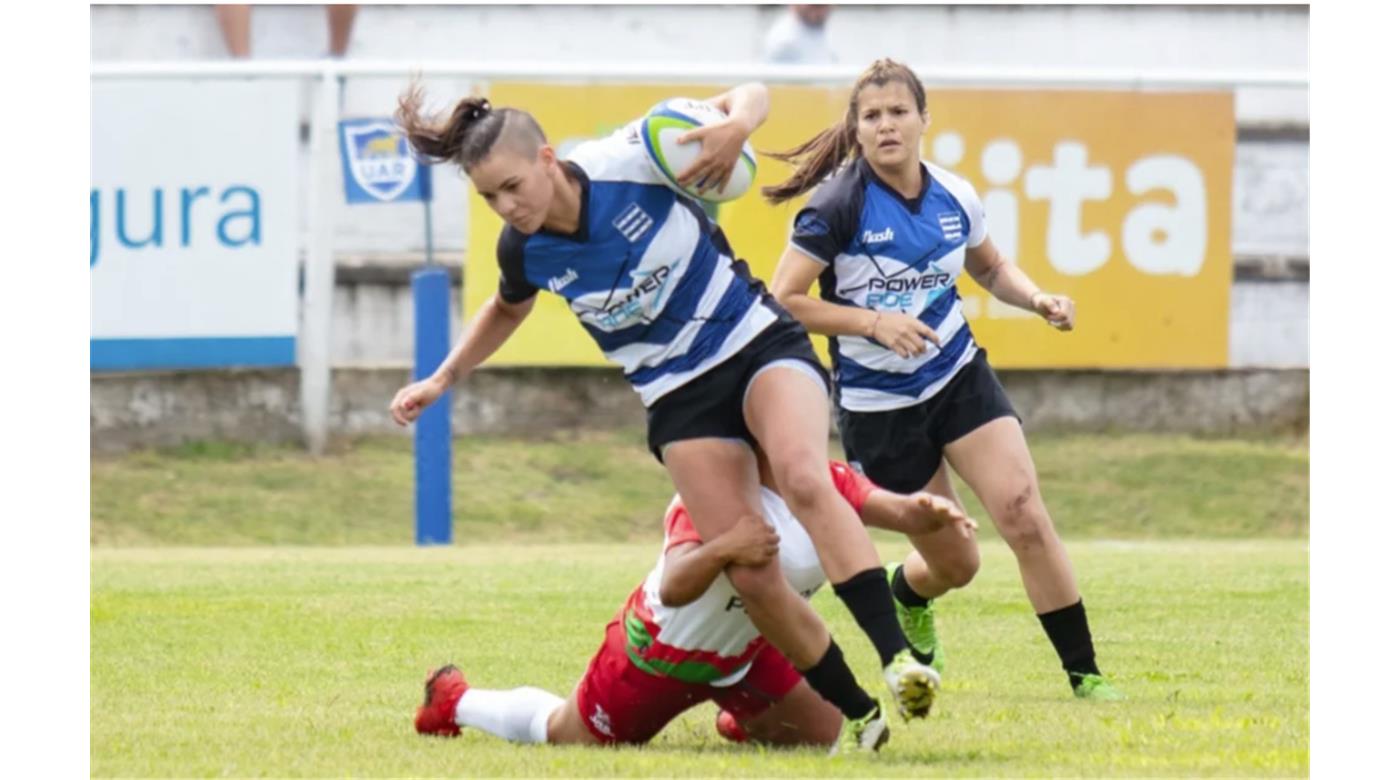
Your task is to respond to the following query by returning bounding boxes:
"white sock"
[455,687,564,744]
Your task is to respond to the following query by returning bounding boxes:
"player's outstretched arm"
[658,514,779,607]
[389,291,536,426]
[702,81,770,135]
[772,245,941,358]
[965,239,1076,331]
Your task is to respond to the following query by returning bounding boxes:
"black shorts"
[836,348,1019,494]
[645,315,829,463]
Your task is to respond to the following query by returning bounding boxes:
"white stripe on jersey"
[602,252,738,373]
[632,301,777,407]
[835,298,968,374]
[566,121,663,186]
[827,247,965,311]
[568,199,700,334]
[838,339,980,412]
[561,119,777,407]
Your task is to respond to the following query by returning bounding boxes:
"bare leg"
[213,5,252,58]
[943,417,1079,612]
[900,460,981,599]
[742,368,882,582]
[663,439,831,669]
[325,4,357,57]
[544,690,602,745]
[736,680,842,747]
[741,364,938,722]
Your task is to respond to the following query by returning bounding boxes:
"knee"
[995,485,1056,556]
[915,546,980,591]
[943,548,981,590]
[771,461,828,511]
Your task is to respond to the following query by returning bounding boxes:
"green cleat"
[882,649,940,720]
[829,700,890,756]
[886,563,945,674]
[1072,673,1127,701]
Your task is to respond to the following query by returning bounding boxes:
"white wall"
[91,4,1308,124]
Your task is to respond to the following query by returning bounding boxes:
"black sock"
[833,567,908,667]
[799,639,878,721]
[1036,599,1101,689]
[891,564,930,609]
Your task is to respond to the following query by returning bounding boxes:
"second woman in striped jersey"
[765,58,1123,701]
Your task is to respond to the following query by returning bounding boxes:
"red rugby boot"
[415,665,468,737]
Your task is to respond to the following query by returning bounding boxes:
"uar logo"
[341,120,419,202]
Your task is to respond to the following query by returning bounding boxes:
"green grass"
[91,431,1308,546]
[91,541,1308,777]
[90,432,1309,775]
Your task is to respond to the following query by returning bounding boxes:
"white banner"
[90,79,300,370]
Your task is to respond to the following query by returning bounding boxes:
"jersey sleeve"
[566,119,668,187]
[788,171,861,265]
[929,164,989,250]
[963,184,989,249]
[662,497,704,552]
[495,227,539,304]
[829,460,877,514]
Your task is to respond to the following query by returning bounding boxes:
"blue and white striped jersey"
[496,120,777,407]
[789,157,987,413]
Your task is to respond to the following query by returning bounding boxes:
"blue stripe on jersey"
[579,234,722,353]
[549,182,676,296]
[918,286,961,330]
[836,324,973,397]
[826,287,960,365]
[514,147,772,403]
[623,272,758,387]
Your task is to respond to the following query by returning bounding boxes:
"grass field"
[90,432,1309,777]
[91,430,1309,545]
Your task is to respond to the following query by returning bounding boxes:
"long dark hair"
[394,80,547,171]
[763,58,928,204]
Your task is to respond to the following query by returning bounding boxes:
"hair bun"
[468,100,492,122]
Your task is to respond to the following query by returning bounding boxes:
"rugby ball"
[640,98,758,204]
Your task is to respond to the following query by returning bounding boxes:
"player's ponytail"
[396,80,547,171]
[761,118,856,205]
[763,58,928,205]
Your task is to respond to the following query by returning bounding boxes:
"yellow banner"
[467,84,1234,368]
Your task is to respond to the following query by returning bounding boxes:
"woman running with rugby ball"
[388,80,938,752]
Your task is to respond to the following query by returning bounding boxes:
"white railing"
[91,59,1309,90]
[89,59,1308,453]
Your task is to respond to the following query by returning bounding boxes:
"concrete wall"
[90,364,1308,454]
